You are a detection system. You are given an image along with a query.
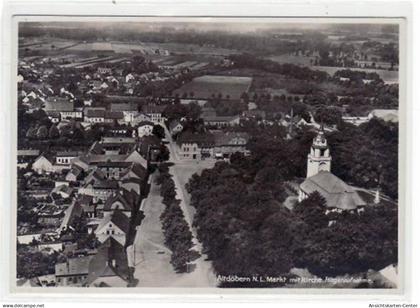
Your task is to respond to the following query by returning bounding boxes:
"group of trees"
[206,96,247,116]
[293,192,397,277]
[329,118,398,199]
[17,194,41,230]
[186,154,397,287]
[24,119,93,147]
[163,101,202,123]
[16,244,64,279]
[225,54,397,121]
[19,24,326,57]
[19,105,110,150]
[156,164,199,272]
[238,117,398,199]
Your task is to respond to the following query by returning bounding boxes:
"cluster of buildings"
[39,95,166,130]
[176,131,250,160]
[17,135,154,287]
[342,109,398,126]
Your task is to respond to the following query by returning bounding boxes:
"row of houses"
[54,237,130,287]
[26,135,150,287]
[44,97,166,127]
[20,135,157,174]
[177,131,250,160]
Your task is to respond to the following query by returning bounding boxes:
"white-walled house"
[95,210,130,246]
[84,108,106,123]
[137,121,154,137]
[142,105,166,125]
[125,149,148,170]
[32,155,55,174]
[169,120,184,136]
[55,151,79,166]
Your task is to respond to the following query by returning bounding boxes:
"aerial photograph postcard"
[15,18,400,289]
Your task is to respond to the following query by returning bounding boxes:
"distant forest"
[19,22,399,58]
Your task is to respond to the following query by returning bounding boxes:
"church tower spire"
[306,126,332,178]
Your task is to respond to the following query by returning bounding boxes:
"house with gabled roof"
[177,132,215,160]
[55,255,93,287]
[17,149,40,168]
[100,190,137,218]
[103,191,133,213]
[299,171,366,210]
[65,164,84,183]
[168,120,184,136]
[202,114,240,128]
[97,161,133,180]
[120,163,147,182]
[142,105,166,125]
[213,131,250,158]
[137,121,154,137]
[110,103,139,124]
[44,97,81,120]
[79,177,120,203]
[124,149,148,170]
[56,151,80,166]
[104,111,124,124]
[368,109,398,123]
[51,185,74,200]
[86,237,130,287]
[119,163,148,195]
[84,108,106,123]
[59,201,84,232]
[32,154,55,174]
[95,210,130,246]
[84,168,107,185]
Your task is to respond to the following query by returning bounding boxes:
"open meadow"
[173,75,253,100]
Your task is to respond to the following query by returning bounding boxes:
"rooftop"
[110,102,138,112]
[55,256,93,277]
[142,105,165,114]
[86,237,130,285]
[300,171,366,210]
[44,97,74,112]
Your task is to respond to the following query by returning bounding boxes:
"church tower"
[306,127,332,178]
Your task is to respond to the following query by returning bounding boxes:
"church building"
[298,128,366,210]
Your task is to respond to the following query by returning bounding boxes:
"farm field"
[173,75,252,100]
[37,39,238,57]
[19,39,80,54]
[153,42,238,56]
[59,55,126,68]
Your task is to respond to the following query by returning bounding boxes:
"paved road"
[129,146,217,287]
[165,126,218,286]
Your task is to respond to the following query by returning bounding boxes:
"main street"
[165,125,217,286]
[128,127,217,287]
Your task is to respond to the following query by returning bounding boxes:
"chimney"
[66,259,70,273]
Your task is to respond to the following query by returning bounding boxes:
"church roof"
[300,171,366,210]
